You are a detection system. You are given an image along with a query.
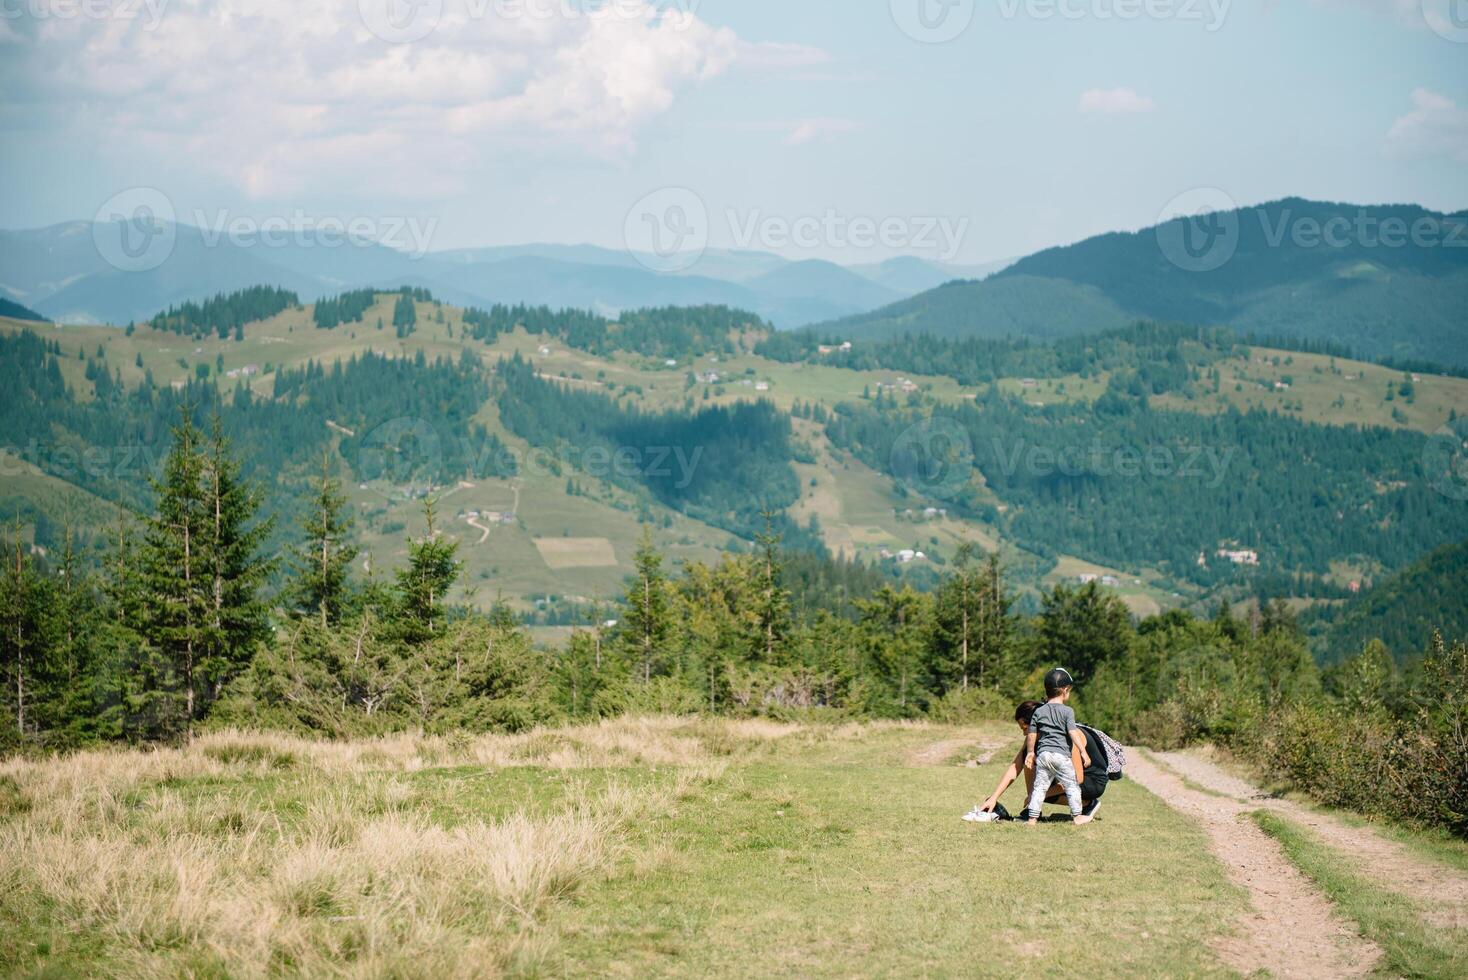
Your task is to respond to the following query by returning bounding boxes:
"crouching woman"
[965,700,1108,821]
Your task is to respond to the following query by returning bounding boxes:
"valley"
[4,285,1466,650]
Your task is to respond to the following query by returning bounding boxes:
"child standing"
[1025,668,1093,826]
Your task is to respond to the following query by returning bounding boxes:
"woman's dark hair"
[1014,700,1042,725]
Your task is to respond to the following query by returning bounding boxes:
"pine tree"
[393,293,418,333]
[294,452,358,628]
[49,518,103,734]
[622,527,671,683]
[395,498,461,644]
[932,544,1011,691]
[858,585,932,716]
[199,414,274,705]
[556,629,603,717]
[752,513,791,663]
[0,523,44,740]
[97,518,148,740]
[138,407,210,731]
[1040,581,1131,684]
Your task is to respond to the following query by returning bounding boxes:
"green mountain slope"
[0,298,48,321]
[1309,539,1468,662]
[819,199,1468,367]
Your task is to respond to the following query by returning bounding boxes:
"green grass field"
[0,719,1257,978]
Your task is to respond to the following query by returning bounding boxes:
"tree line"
[1,413,1462,834]
[148,286,300,341]
[463,303,761,359]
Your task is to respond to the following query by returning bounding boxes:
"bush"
[926,687,1012,725]
[1245,635,1468,835]
[592,677,705,718]
[1131,702,1188,751]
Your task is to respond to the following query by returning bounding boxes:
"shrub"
[1131,702,1188,751]
[592,677,705,718]
[926,687,1012,725]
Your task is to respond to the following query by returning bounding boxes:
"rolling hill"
[818,199,1468,367]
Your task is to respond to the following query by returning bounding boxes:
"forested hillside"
[1305,539,1468,662]
[1,293,1465,656]
[0,298,47,322]
[816,199,1468,368]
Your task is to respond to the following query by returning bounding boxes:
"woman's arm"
[1068,728,1091,770]
[980,746,1027,811]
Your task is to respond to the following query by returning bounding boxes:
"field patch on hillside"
[535,536,618,568]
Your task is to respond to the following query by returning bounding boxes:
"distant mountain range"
[816,198,1468,368]
[0,220,1007,329]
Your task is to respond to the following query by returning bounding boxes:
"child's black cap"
[1044,667,1075,691]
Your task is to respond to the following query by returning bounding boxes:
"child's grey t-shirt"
[1029,702,1078,757]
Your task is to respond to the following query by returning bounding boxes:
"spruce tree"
[200,413,273,704]
[393,293,417,333]
[0,523,44,740]
[622,527,671,682]
[50,519,102,735]
[294,452,358,628]
[932,544,1011,691]
[395,497,460,644]
[97,518,148,740]
[752,513,791,663]
[138,407,210,730]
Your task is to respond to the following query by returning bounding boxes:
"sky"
[1,0,1466,264]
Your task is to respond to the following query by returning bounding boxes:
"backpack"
[1080,725,1127,781]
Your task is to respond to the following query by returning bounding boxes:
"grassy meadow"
[0,719,1253,979]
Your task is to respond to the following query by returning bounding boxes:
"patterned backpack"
[1081,725,1128,781]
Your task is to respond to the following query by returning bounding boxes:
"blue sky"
[1,0,1465,264]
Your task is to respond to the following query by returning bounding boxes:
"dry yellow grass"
[0,717,807,978]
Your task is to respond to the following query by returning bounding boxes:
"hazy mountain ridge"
[816,199,1468,367]
[0,223,972,329]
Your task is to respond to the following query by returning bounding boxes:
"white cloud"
[785,118,863,146]
[1386,88,1468,163]
[1078,87,1156,115]
[0,0,816,200]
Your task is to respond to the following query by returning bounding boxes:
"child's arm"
[1068,728,1091,770]
[1024,731,1038,770]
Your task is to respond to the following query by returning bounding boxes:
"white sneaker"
[962,807,999,823]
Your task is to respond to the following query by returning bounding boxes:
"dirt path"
[1127,751,1380,978]
[906,735,1005,768]
[1154,749,1468,930]
[466,515,492,544]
